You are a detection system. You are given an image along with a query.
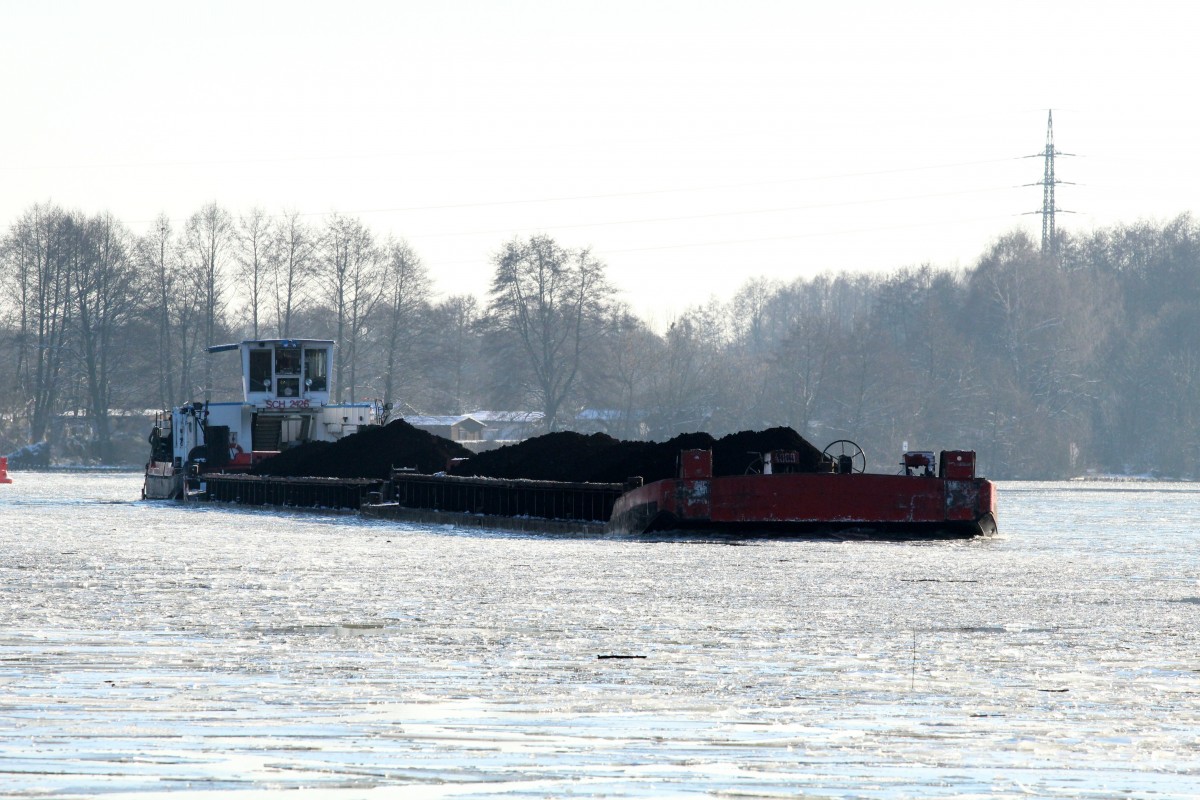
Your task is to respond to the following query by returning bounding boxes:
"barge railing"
[202,473,382,509]
[389,471,635,523]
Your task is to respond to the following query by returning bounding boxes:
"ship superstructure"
[144,339,373,499]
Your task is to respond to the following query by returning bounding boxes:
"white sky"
[3,1,1198,323]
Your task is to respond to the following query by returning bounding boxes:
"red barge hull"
[607,471,997,538]
[368,446,998,539]
[606,447,997,538]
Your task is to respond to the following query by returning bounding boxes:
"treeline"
[1,201,1198,478]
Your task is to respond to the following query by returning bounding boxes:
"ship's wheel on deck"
[822,439,866,474]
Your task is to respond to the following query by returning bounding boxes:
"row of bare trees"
[0,203,447,462]
[2,200,1200,478]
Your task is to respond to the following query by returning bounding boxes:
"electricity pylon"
[1025,110,1074,256]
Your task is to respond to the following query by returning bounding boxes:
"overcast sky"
[4,1,1197,322]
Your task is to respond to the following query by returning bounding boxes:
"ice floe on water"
[1,473,1199,797]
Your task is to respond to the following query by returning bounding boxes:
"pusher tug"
[143,339,373,500]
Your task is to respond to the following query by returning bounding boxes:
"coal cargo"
[253,418,826,484]
[252,419,472,479]
[711,427,827,475]
[580,432,717,483]
[449,427,824,483]
[448,431,620,482]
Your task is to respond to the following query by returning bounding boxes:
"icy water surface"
[1,474,1199,798]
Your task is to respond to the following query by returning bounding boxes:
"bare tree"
[377,239,431,407]
[320,214,381,403]
[270,210,314,338]
[183,202,233,402]
[1,204,74,446]
[487,234,612,431]
[730,276,782,356]
[137,214,178,410]
[68,213,139,462]
[602,307,662,439]
[763,276,841,437]
[644,312,718,436]
[423,294,482,414]
[235,207,273,339]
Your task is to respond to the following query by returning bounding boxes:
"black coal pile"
[711,427,827,475]
[451,426,825,484]
[450,431,620,482]
[252,421,828,484]
[581,431,717,483]
[251,419,472,479]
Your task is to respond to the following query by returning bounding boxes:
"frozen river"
[2,472,1198,798]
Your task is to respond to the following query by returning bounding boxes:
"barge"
[144,338,997,539]
[365,443,997,539]
[158,438,997,540]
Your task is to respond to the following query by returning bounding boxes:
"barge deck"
[182,446,997,540]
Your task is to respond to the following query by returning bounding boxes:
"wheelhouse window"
[249,350,272,392]
[304,348,328,392]
[274,346,301,397]
[275,346,301,375]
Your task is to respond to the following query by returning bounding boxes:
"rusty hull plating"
[605,448,997,538]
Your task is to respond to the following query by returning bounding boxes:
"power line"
[567,212,1021,255]
[109,156,1021,226]
[409,184,1023,240]
[419,211,1021,268]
